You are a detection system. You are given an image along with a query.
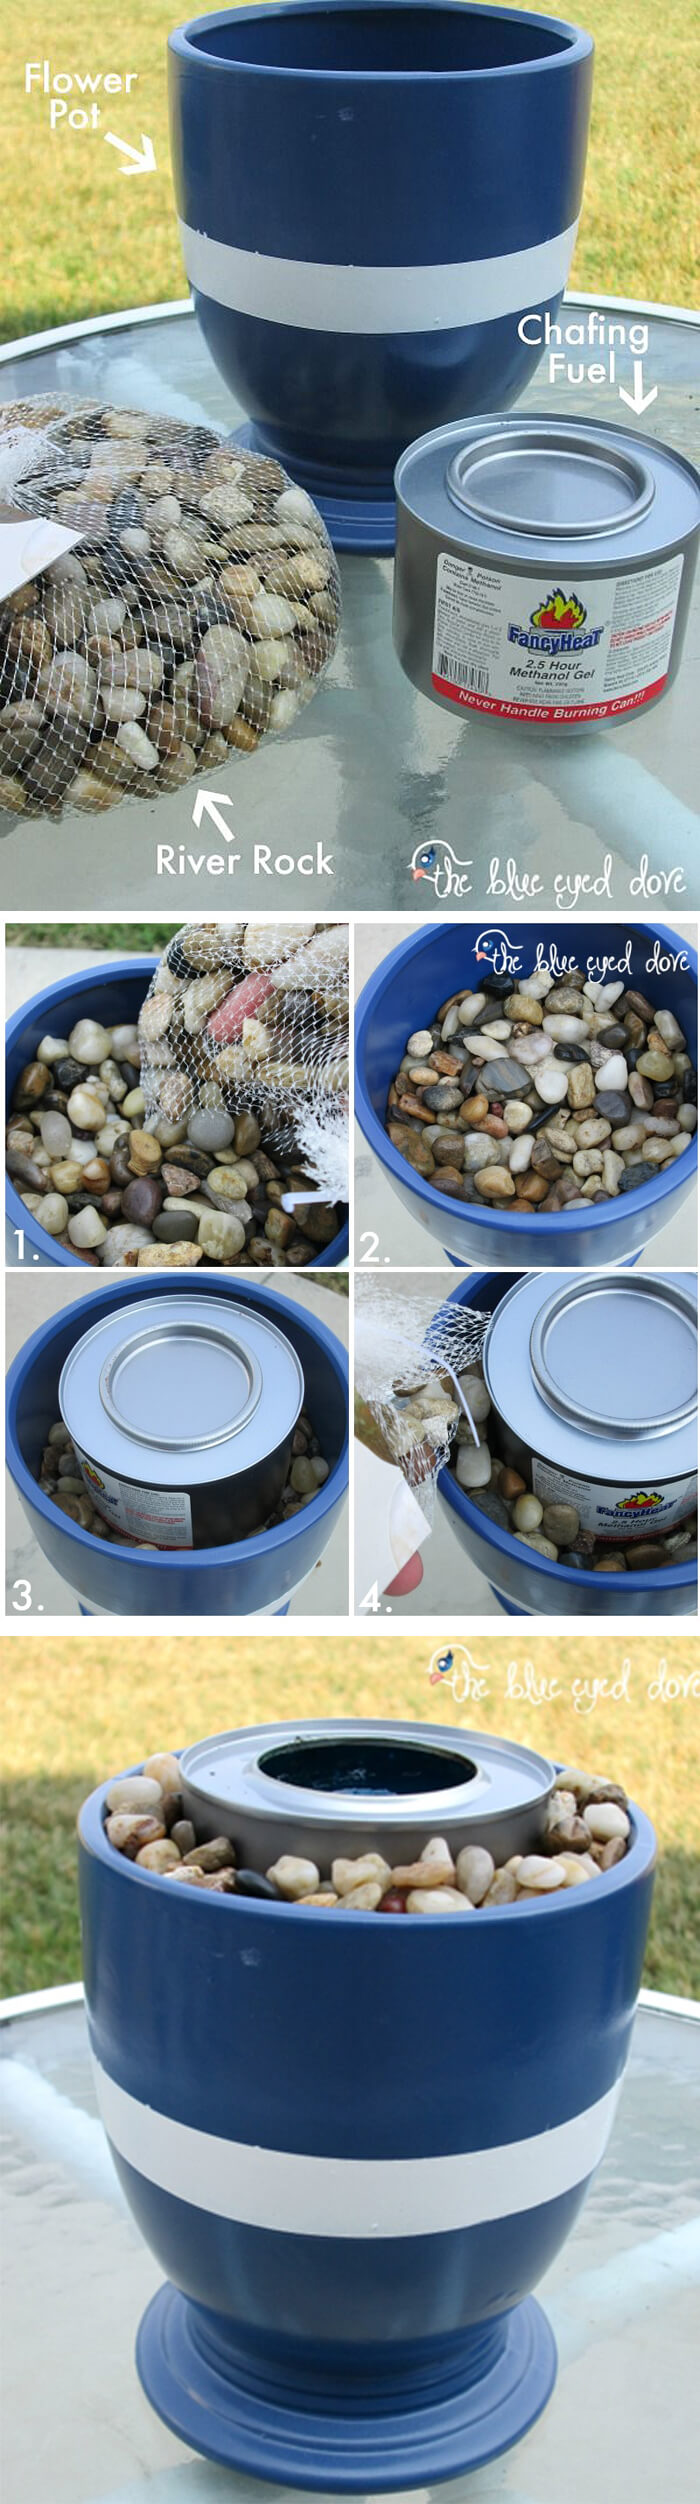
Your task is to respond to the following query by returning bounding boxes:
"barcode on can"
[438,654,490,693]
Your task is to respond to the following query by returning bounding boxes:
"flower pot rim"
[6,1274,349,1575]
[5,953,349,1271]
[78,1755,657,1922]
[438,1452,695,1594]
[354,916,698,1239]
[170,2,593,84]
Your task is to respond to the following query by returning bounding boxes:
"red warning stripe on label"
[431,674,668,723]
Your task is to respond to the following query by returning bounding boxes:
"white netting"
[0,396,341,817]
[138,919,349,1248]
[354,1278,488,1522]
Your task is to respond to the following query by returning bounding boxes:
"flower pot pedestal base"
[77,1600,292,1618]
[230,423,397,552]
[444,1247,644,1271]
[136,2285,557,2488]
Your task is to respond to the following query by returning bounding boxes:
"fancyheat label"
[530,1456,697,1541]
[73,1446,194,1547]
[431,552,684,722]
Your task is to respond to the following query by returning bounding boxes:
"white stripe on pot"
[75,1564,317,1618]
[92,2057,620,2236]
[178,219,579,335]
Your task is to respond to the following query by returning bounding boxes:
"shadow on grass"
[2,1778,698,2004]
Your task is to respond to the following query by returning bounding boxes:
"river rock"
[474,1165,516,1200]
[541,1502,580,1546]
[512,1492,543,1532]
[188,1107,236,1152]
[153,1205,198,1243]
[121,1174,164,1226]
[105,1813,166,1856]
[198,1210,246,1260]
[583,1802,630,1842]
[105,1773,165,1815]
[385,967,695,1219]
[183,1837,236,1871]
[516,1856,567,1892]
[468,1487,511,1530]
[455,1441,492,1489]
[266,1855,321,1898]
[456,1845,494,1904]
[534,1063,569,1104]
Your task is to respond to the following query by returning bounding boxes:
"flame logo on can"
[530,589,587,633]
[616,1490,663,1512]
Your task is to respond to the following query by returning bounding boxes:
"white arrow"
[618,359,658,416]
[104,132,156,176]
[192,789,237,843]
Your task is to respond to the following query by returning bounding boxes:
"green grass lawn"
[0,1,697,349]
[2,1635,698,2000]
[6,923,183,954]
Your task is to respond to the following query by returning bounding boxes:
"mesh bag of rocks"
[133,918,349,1267]
[355,1278,488,1515]
[0,396,341,817]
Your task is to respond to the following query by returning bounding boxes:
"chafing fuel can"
[178,1719,555,1867]
[482,1272,697,1543]
[393,413,700,730]
[59,1294,304,1550]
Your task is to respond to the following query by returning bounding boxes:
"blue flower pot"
[355,918,698,1268]
[78,1760,655,2482]
[168,3,594,547]
[438,1269,696,1614]
[6,958,348,1270]
[6,1275,348,1616]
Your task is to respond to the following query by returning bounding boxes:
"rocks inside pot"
[100,1750,634,1906]
[39,1409,330,1548]
[7,921,348,1268]
[385,971,697,1214]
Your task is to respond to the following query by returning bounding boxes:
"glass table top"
[0,300,698,914]
[1,1988,699,2501]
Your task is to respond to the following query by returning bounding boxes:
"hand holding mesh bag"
[0,397,341,817]
[137,919,349,1265]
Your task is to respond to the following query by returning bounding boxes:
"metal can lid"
[529,1276,698,1439]
[98,1317,262,1453]
[395,413,700,564]
[180,1719,555,1842]
[59,1294,304,1488]
[446,424,655,542]
[483,1272,697,1475]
